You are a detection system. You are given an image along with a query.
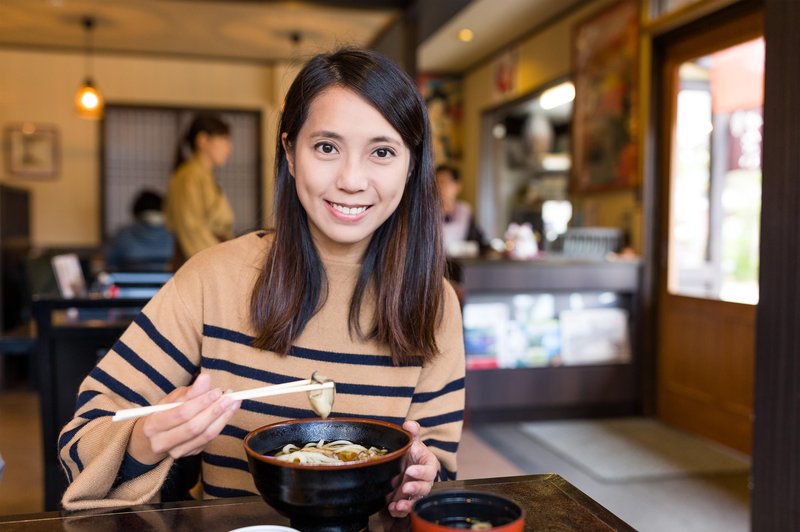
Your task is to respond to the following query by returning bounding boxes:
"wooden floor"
[0,388,521,516]
[0,390,44,514]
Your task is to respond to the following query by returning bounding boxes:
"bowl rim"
[243,417,412,470]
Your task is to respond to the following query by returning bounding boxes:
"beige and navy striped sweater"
[58,232,465,510]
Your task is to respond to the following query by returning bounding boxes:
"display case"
[459,257,642,422]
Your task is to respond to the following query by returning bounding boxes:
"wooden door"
[657,10,763,454]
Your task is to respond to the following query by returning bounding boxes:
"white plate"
[228,526,300,532]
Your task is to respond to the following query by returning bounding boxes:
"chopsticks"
[111,379,334,422]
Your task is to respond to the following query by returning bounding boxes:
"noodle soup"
[244,418,412,531]
[270,439,388,465]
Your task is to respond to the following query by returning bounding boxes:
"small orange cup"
[410,490,524,531]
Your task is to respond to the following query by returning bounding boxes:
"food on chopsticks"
[308,371,335,418]
[272,439,388,465]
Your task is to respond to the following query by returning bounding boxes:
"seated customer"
[435,164,487,257]
[105,190,174,272]
[436,164,488,297]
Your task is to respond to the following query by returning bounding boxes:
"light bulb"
[80,90,99,109]
[74,80,104,120]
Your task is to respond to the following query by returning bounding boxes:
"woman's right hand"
[126,373,241,464]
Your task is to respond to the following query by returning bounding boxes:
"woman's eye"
[315,142,337,155]
[373,147,395,159]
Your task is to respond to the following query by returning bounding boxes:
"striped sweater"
[58,232,465,510]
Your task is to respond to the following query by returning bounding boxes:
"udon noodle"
[272,439,388,465]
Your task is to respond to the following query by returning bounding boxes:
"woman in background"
[58,48,465,519]
[435,164,487,256]
[165,113,234,268]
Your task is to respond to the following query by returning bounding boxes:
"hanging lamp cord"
[82,15,95,83]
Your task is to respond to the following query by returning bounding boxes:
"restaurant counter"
[0,474,634,531]
[454,256,643,422]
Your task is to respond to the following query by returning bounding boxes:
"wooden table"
[0,474,634,531]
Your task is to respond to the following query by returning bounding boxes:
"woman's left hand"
[387,420,440,518]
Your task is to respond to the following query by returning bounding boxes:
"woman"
[165,112,234,266]
[58,48,465,518]
[435,164,487,257]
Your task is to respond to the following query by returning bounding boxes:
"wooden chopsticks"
[111,379,334,422]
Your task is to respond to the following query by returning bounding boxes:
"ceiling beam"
[171,0,412,10]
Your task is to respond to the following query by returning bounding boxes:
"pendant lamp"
[74,16,104,120]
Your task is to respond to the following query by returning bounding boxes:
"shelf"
[458,257,640,293]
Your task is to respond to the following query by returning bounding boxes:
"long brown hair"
[249,48,445,365]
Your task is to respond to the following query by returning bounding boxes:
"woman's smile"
[326,200,371,219]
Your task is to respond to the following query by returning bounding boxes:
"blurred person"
[105,190,174,272]
[435,164,487,257]
[436,164,489,302]
[165,113,234,269]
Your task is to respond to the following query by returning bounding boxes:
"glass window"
[669,38,763,304]
[463,291,630,369]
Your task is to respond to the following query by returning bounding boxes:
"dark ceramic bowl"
[243,418,412,532]
[411,490,525,531]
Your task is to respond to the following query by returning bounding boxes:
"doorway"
[656,9,763,454]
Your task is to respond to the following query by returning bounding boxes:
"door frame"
[752,0,800,528]
[654,6,762,453]
[641,0,800,527]
[643,0,764,416]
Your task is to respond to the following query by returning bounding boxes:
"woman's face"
[435,168,461,212]
[197,133,232,168]
[284,86,411,260]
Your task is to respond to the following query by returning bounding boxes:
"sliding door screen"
[102,106,262,240]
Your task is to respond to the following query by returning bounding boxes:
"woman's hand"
[387,420,440,518]
[127,373,241,464]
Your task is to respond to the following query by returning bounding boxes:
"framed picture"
[571,0,639,193]
[418,74,464,166]
[3,123,60,178]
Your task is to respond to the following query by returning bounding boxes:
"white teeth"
[331,203,367,215]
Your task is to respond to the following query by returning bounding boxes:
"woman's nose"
[336,157,368,192]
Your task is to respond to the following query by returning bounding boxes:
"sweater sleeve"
[406,281,465,481]
[58,270,205,510]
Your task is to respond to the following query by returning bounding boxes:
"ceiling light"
[539,82,575,110]
[74,16,104,120]
[457,28,474,43]
[75,82,103,118]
